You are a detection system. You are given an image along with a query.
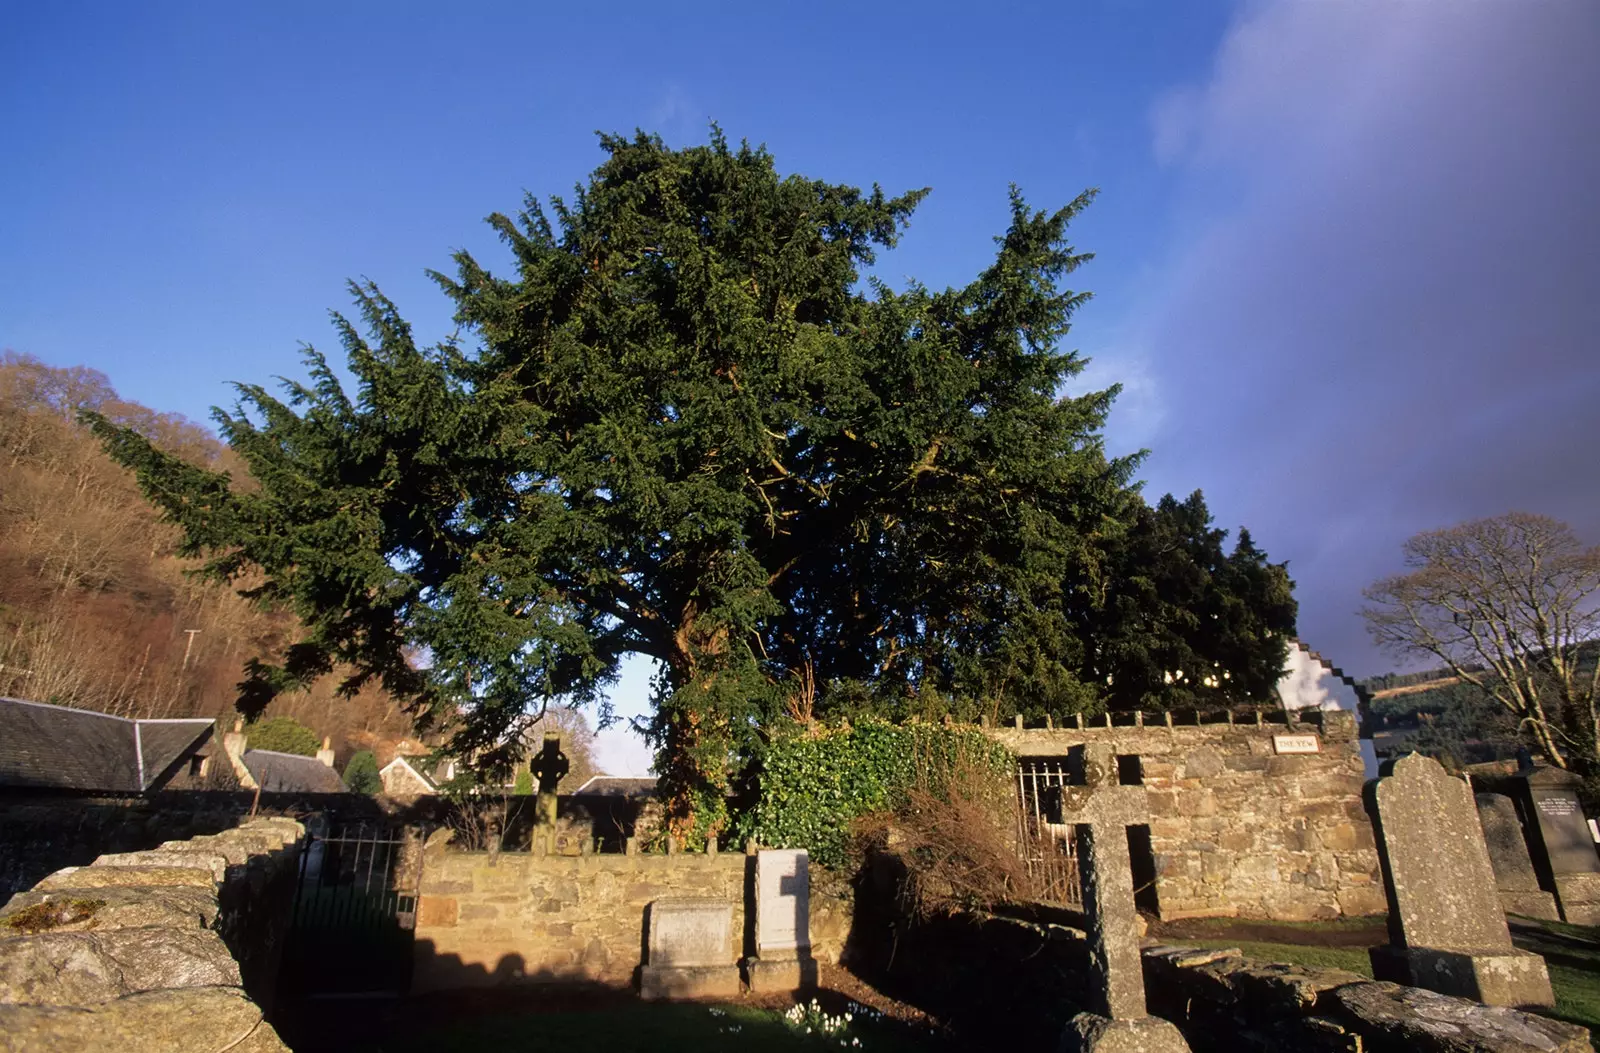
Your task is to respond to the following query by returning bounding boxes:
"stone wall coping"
[432,849,747,870]
[987,714,1357,756]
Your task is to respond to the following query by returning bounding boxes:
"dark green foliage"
[1071,491,1296,712]
[83,129,1291,837]
[739,720,1014,869]
[512,767,534,796]
[244,716,321,757]
[343,749,381,793]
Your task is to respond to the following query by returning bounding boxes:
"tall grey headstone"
[1369,754,1553,1006]
[1475,793,1558,921]
[639,898,740,1000]
[1516,764,1600,924]
[745,848,818,992]
[1046,743,1191,1053]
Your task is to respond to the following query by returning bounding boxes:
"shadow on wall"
[272,957,639,1053]
[411,944,651,993]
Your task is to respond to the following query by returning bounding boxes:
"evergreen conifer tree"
[87,130,1295,836]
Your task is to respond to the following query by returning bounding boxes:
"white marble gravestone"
[746,848,818,992]
[639,898,740,999]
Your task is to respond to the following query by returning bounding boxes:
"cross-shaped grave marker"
[1045,742,1190,1053]
[529,731,569,849]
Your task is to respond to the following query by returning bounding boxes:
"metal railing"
[1014,758,1081,907]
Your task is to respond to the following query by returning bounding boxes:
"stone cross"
[1046,743,1190,1053]
[530,732,570,794]
[530,731,569,834]
[1369,753,1553,1006]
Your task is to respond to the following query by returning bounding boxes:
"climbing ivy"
[740,720,1014,869]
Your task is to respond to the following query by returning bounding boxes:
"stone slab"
[1553,873,1600,924]
[1476,794,1543,893]
[1,886,219,934]
[34,867,217,892]
[1521,771,1600,877]
[755,849,810,955]
[0,985,290,1053]
[92,851,230,884]
[1368,946,1553,1008]
[744,955,818,994]
[646,898,732,969]
[1373,754,1512,953]
[638,963,741,1001]
[1334,980,1589,1052]
[0,927,241,1006]
[1059,1012,1192,1053]
[1498,890,1560,922]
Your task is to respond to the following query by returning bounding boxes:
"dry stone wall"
[988,710,1383,920]
[0,816,303,1053]
[413,833,749,991]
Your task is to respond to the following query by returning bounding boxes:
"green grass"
[1172,918,1600,1043]
[1183,939,1374,975]
[383,1001,945,1053]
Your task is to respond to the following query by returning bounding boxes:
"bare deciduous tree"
[1362,513,1600,770]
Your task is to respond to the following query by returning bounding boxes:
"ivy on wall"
[740,720,1015,869]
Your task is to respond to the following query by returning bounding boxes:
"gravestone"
[1045,743,1191,1053]
[529,732,569,839]
[1368,754,1552,1006]
[744,848,818,992]
[1514,764,1600,925]
[1475,793,1558,921]
[639,898,740,999]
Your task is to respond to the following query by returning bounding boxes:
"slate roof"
[242,749,346,793]
[0,696,213,792]
[571,776,658,798]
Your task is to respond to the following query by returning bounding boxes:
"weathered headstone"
[745,848,818,992]
[639,898,740,1000]
[1475,793,1559,921]
[1514,763,1600,924]
[1046,743,1191,1053]
[1368,754,1553,1006]
[529,731,569,836]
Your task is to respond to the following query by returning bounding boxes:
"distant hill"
[0,352,414,762]
[1357,641,1600,767]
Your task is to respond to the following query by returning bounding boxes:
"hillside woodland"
[0,351,419,760]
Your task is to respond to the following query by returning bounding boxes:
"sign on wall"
[1273,734,1321,755]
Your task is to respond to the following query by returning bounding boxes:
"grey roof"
[243,749,346,793]
[0,696,213,792]
[571,776,657,798]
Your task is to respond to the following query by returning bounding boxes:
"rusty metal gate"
[1014,758,1082,907]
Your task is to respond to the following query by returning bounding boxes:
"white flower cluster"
[705,1006,741,1033]
[781,997,871,1046]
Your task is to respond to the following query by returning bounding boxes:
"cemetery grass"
[1160,915,1600,1038]
[369,998,949,1053]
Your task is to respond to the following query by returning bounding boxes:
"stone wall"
[413,835,753,991]
[987,710,1384,920]
[0,816,305,1053]
[0,791,385,899]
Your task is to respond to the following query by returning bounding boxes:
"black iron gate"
[281,822,423,996]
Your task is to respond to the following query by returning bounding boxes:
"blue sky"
[4,1,1597,776]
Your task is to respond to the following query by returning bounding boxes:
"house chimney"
[223,718,257,790]
[317,736,336,768]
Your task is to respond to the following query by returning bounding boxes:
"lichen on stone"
[3,897,106,934]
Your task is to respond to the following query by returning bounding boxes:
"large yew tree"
[91,131,1155,836]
